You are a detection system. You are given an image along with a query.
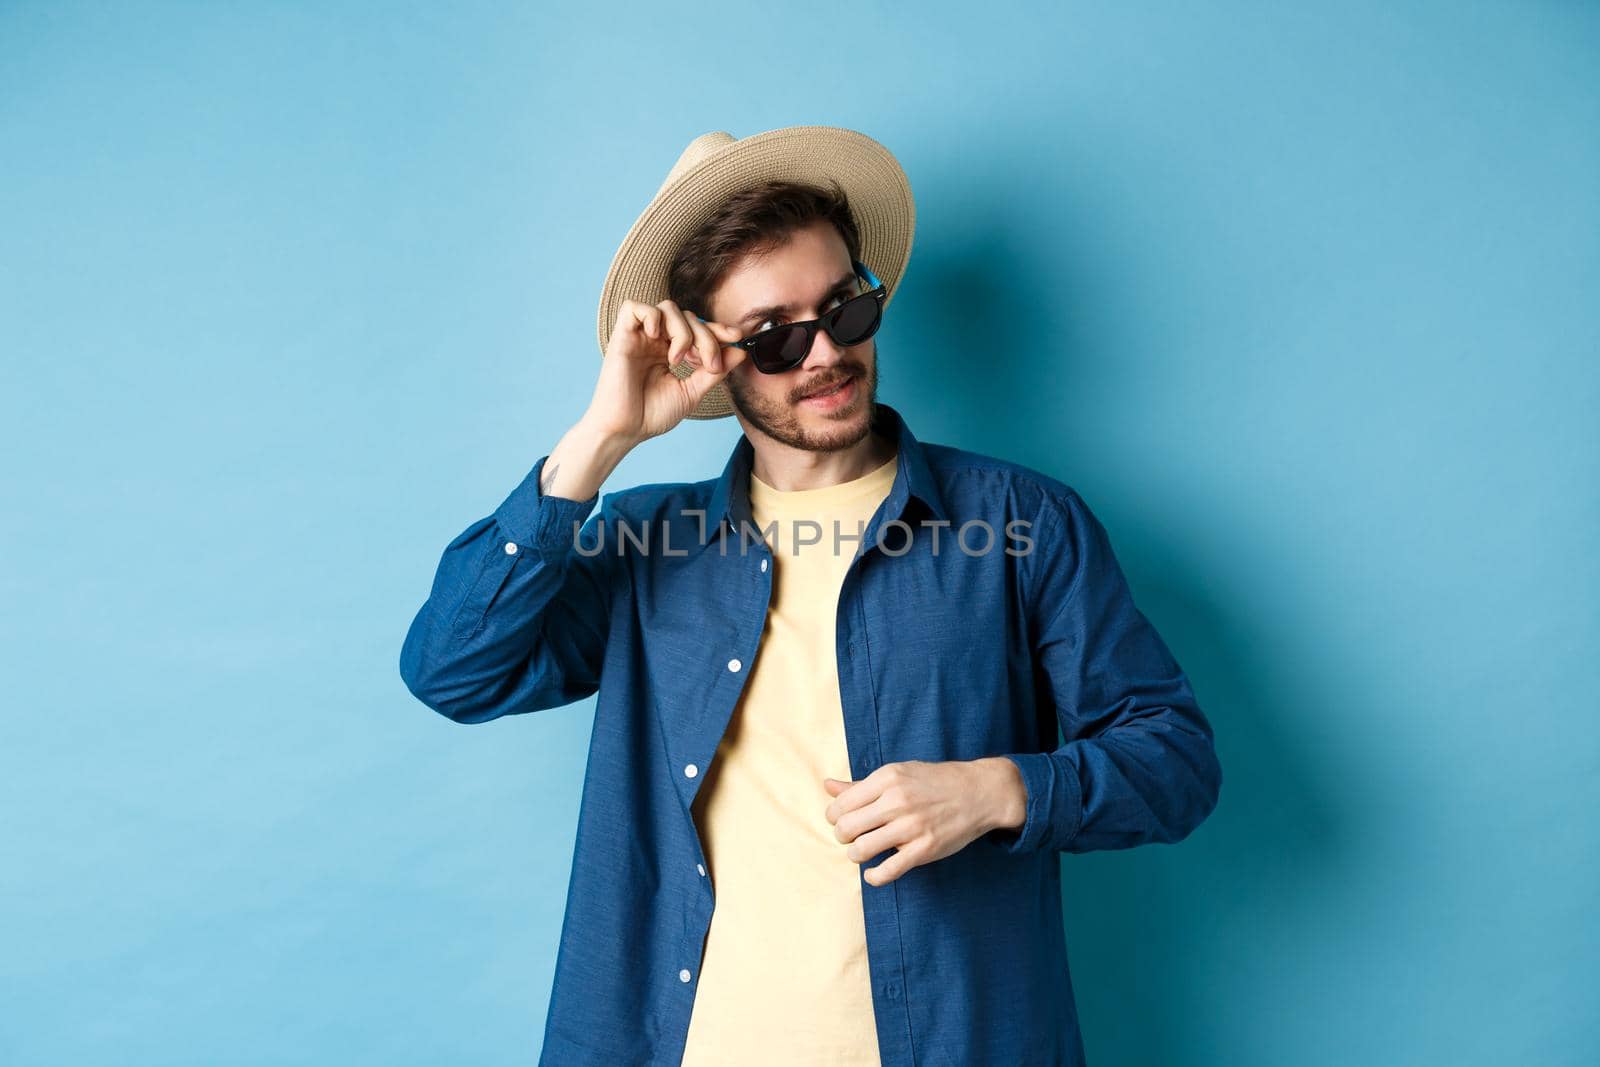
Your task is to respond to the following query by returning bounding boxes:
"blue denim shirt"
[399,401,1222,1066]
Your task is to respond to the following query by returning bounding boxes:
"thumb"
[683,338,747,400]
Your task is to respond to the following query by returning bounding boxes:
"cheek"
[727,365,771,403]
[738,366,794,401]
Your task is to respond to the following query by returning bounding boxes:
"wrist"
[977,756,1027,835]
[571,414,641,461]
[541,419,637,503]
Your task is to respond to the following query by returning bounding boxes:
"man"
[399,126,1222,1066]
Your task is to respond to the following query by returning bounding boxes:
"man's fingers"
[625,302,662,342]
[696,317,745,347]
[681,348,745,410]
[863,849,915,887]
[654,300,697,366]
[834,795,896,845]
[826,784,867,824]
[683,314,724,374]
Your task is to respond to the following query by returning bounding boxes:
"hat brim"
[596,126,915,420]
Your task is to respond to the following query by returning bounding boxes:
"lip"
[799,374,857,411]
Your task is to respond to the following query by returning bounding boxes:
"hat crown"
[658,131,736,196]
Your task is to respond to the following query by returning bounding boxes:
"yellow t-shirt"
[681,448,899,1067]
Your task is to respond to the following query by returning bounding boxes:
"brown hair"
[667,178,863,323]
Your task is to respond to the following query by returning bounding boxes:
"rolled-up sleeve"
[994,489,1222,853]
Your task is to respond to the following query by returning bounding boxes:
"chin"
[795,396,873,449]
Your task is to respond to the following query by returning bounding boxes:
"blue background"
[3,2,1596,1064]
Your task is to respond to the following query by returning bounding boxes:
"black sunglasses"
[696,259,887,374]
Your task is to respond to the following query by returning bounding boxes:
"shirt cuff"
[994,750,1084,854]
[492,453,600,553]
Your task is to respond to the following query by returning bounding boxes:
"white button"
[679,968,692,983]
[760,558,768,572]
[684,763,698,778]
[727,658,742,673]
[504,541,518,555]
[696,863,706,877]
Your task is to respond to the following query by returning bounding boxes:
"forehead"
[707,221,853,322]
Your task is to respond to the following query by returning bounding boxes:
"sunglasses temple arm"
[854,259,884,290]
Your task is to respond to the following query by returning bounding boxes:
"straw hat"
[595,125,916,420]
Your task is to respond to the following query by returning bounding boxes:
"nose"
[798,324,848,373]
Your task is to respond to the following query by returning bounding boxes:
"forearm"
[543,416,637,502]
[398,443,623,723]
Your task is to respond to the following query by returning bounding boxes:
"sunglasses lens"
[829,292,882,346]
[742,289,884,372]
[749,325,811,372]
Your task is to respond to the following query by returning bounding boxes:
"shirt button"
[503,541,518,555]
[684,763,698,778]
[696,863,706,877]
[727,658,742,673]
[679,968,692,983]
[760,558,768,572]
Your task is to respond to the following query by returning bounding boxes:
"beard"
[726,348,880,453]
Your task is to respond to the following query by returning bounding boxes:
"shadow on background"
[904,167,1385,1066]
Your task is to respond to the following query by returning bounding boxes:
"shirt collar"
[700,401,949,547]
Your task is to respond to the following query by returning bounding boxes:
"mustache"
[794,363,868,400]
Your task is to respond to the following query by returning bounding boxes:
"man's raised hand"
[584,298,747,444]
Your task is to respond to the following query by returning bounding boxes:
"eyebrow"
[736,271,859,328]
